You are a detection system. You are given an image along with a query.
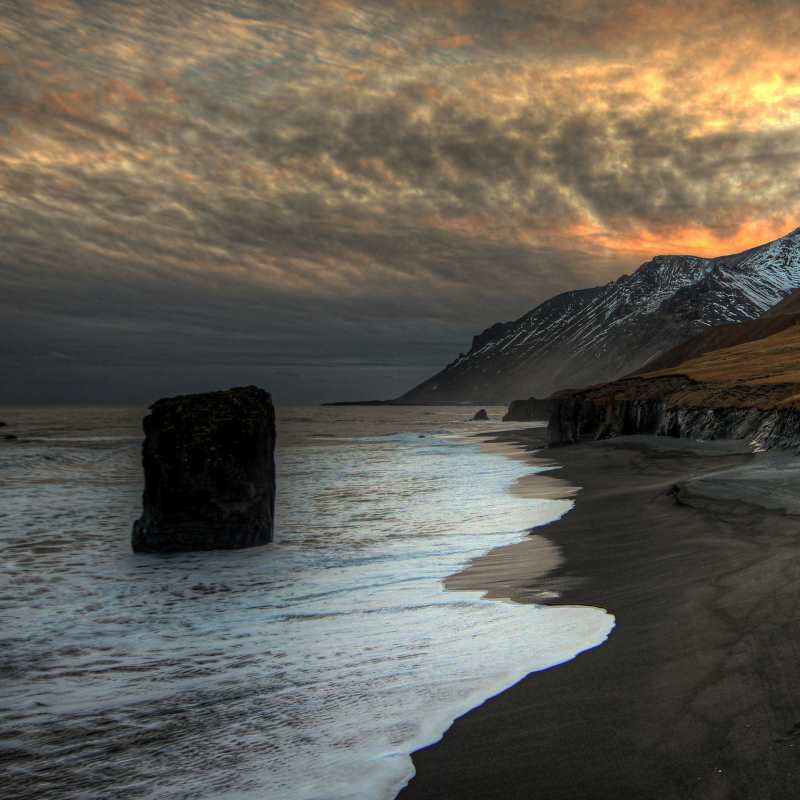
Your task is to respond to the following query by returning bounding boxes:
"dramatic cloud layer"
[3,0,800,403]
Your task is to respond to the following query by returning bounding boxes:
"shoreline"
[444,431,580,603]
[400,431,800,799]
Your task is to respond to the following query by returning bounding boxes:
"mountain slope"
[629,290,800,375]
[761,287,800,317]
[400,228,800,403]
[644,323,800,395]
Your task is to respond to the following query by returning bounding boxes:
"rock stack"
[132,386,276,553]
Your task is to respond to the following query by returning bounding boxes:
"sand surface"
[445,437,578,602]
[400,431,800,800]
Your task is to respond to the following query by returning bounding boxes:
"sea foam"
[0,407,614,800]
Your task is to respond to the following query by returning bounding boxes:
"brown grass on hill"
[571,291,800,414]
[634,306,800,377]
[642,324,800,409]
[573,373,800,412]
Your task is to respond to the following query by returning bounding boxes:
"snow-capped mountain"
[400,228,800,403]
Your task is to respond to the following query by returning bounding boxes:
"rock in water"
[132,386,276,553]
[473,408,489,421]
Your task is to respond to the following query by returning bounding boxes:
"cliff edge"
[549,319,800,450]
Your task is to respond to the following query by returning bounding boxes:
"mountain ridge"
[399,228,800,403]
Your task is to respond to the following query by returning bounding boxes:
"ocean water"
[0,405,614,800]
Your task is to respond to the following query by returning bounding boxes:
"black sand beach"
[401,430,800,800]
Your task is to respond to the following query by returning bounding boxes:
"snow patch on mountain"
[400,228,800,403]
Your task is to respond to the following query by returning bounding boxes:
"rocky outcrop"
[503,397,551,421]
[132,386,276,553]
[503,390,576,421]
[548,377,800,451]
[473,408,489,421]
[470,322,515,353]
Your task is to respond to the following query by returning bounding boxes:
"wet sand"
[445,436,578,602]
[400,431,800,800]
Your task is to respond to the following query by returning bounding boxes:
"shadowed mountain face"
[400,228,800,403]
[631,289,800,375]
[644,323,800,395]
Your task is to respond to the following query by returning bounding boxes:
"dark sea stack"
[132,386,276,553]
[4,434,17,441]
[473,408,489,421]
[0,421,6,427]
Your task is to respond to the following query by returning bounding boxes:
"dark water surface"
[0,405,613,800]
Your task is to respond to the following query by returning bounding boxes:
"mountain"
[399,228,800,403]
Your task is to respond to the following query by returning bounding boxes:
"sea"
[0,404,614,800]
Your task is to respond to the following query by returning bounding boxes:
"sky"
[3,0,800,405]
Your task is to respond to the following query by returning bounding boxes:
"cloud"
[2,0,800,402]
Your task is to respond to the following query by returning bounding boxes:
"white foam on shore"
[320,600,614,800]
[249,431,614,800]
[1,410,614,800]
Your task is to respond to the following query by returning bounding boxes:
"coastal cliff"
[503,389,575,421]
[548,293,800,450]
[503,396,554,421]
[548,377,800,450]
